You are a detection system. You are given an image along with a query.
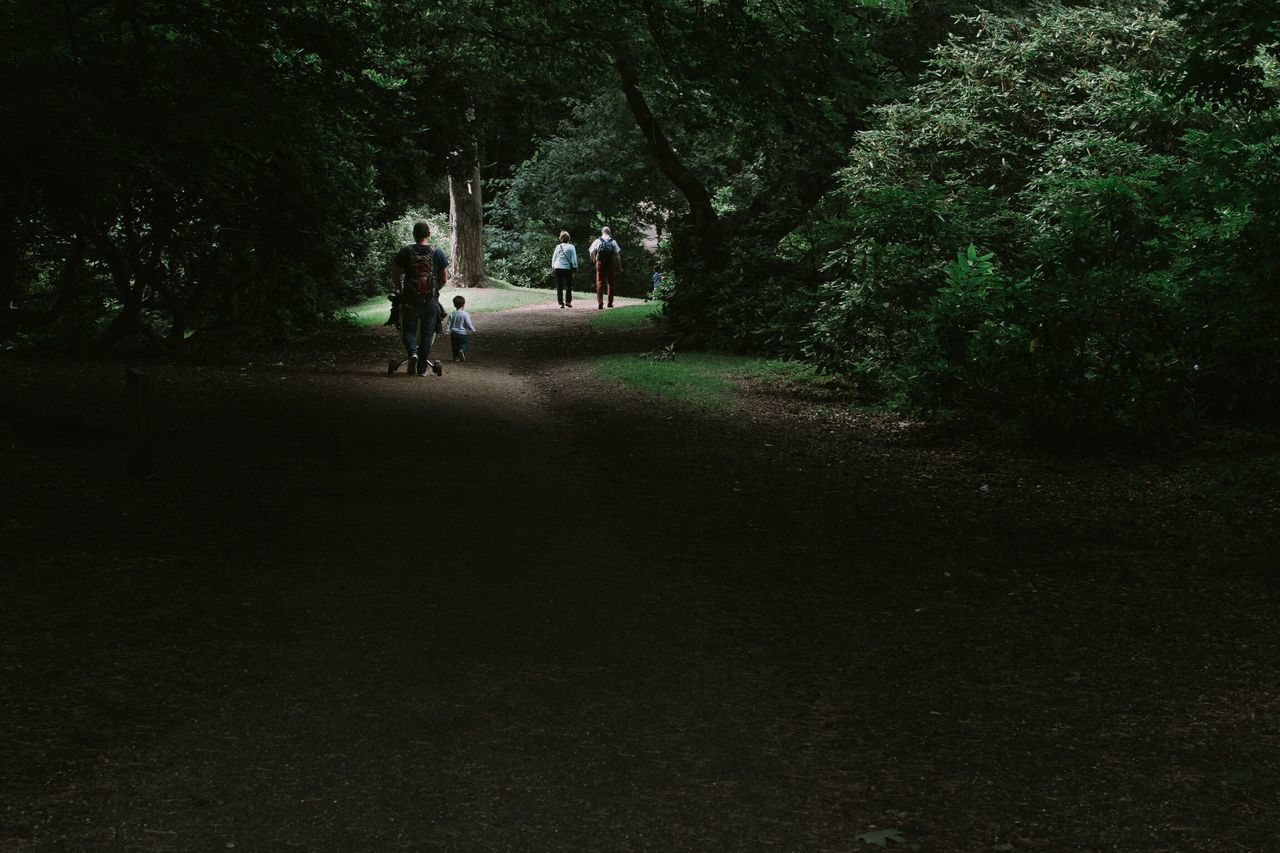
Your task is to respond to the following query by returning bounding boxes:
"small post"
[126,367,150,477]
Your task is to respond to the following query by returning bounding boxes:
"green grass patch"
[344,296,397,327]
[589,300,664,331]
[595,351,811,410]
[341,278,559,326]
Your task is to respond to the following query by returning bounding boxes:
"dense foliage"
[0,0,524,347]
[3,0,1276,441]
[792,1,1280,441]
[484,96,671,295]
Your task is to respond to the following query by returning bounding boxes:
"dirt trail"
[1,300,1277,851]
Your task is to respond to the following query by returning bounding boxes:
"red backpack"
[406,246,436,295]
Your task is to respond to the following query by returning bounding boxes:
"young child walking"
[447,295,477,362]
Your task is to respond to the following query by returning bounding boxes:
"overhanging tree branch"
[613,45,722,262]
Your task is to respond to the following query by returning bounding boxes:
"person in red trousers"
[589,226,623,309]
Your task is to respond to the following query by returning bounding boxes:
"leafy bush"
[1166,110,1280,416]
[804,1,1280,441]
[1,3,465,349]
[354,209,451,297]
[484,96,666,295]
[482,216,559,290]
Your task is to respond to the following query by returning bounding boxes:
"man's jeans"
[401,297,438,369]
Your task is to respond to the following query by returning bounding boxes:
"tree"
[1172,0,1280,100]
[800,1,1280,438]
[600,0,892,265]
[0,0,475,347]
[485,93,677,291]
[449,162,491,289]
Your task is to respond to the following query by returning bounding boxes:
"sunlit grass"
[342,278,559,326]
[595,351,812,410]
[345,296,397,327]
[589,300,664,331]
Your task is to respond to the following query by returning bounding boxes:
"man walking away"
[589,227,622,310]
[390,221,449,376]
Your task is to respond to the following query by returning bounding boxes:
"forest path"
[1,299,1276,851]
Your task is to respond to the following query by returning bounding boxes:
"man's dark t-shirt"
[394,244,449,296]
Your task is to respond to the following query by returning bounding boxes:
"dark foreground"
[2,304,1277,851]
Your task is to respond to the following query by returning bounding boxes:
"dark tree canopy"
[2,0,467,345]
[3,0,1277,440]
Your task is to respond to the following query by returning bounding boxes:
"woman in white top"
[550,231,579,308]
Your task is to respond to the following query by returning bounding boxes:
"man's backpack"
[595,238,617,266]
[405,246,436,296]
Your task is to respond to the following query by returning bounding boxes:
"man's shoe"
[432,360,443,376]
[406,354,417,375]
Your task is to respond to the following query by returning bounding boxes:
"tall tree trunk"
[614,46,724,268]
[448,163,490,289]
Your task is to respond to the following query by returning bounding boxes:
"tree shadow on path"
[1,301,1276,851]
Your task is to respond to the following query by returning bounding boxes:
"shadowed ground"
[1,299,1276,851]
